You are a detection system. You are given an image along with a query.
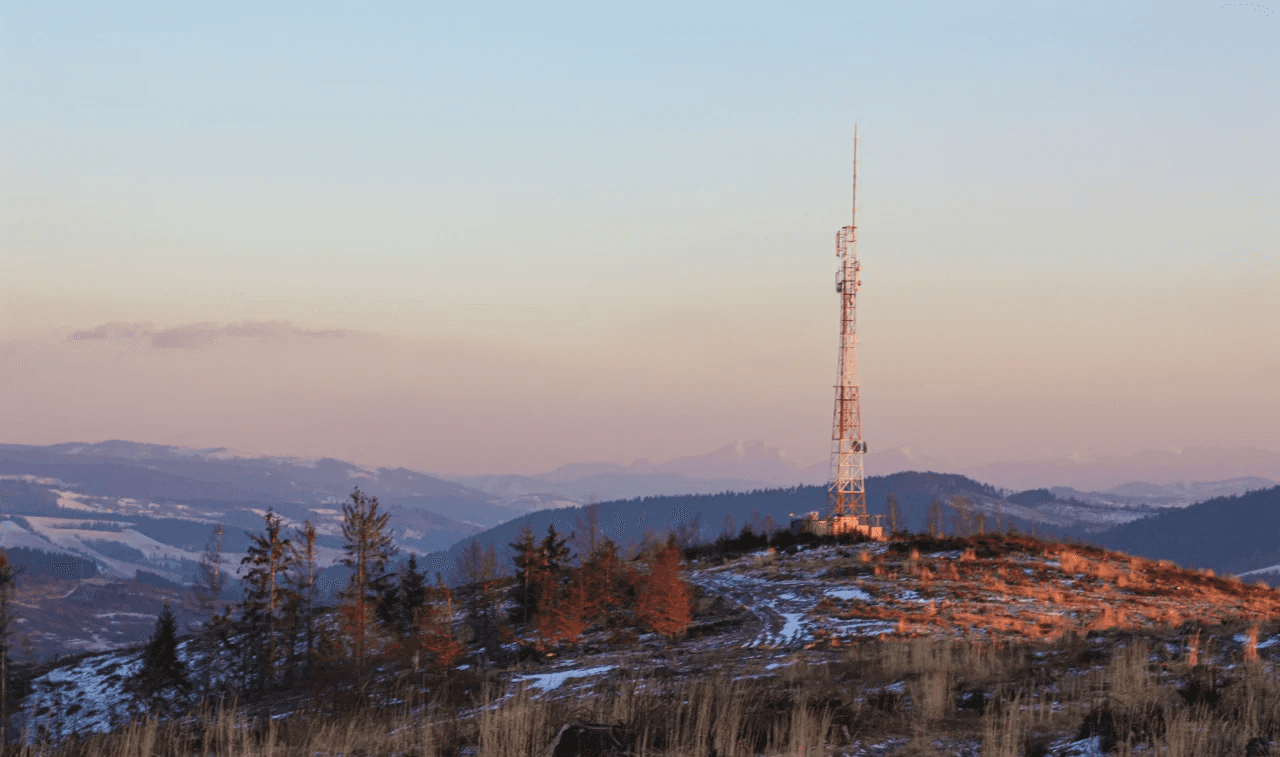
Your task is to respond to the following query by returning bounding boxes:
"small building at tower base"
[789,511,885,541]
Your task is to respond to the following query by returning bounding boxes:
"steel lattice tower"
[827,128,867,518]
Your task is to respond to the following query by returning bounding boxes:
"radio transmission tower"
[828,127,868,519]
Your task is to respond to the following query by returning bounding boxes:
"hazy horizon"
[3,3,1276,475]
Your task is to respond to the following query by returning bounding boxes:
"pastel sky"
[2,2,1277,475]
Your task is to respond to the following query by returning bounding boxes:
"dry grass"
[808,535,1280,647]
[18,629,1280,756]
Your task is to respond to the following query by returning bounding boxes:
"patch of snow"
[828,619,897,637]
[0,474,68,486]
[778,613,806,644]
[26,650,141,739]
[95,612,157,621]
[1052,736,1106,757]
[0,521,71,555]
[54,491,97,512]
[512,665,616,692]
[826,587,871,602]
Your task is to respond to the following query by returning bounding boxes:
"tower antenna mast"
[788,128,883,540]
[828,126,869,520]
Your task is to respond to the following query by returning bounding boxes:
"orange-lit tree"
[419,577,465,674]
[581,538,635,628]
[635,537,692,641]
[536,571,591,647]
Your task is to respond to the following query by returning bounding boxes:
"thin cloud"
[68,321,363,350]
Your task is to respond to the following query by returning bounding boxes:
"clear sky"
[2,1,1277,474]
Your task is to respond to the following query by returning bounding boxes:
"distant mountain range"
[0,441,546,587]
[965,447,1280,491]
[444,439,1278,509]
[0,439,539,526]
[4,439,1271,584]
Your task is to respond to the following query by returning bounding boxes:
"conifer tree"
[185,525,228,695]
[581,538,633,627]
[378,553,427,636]
[128,602,189,716]
[290,520,320,677]
[635,537,692,641]
[457,538,506,659]
[339,488,397,674]
[541,524,572,576]
[509,525,543,624]
[240,509,298,691]
[0,551,19,745]
[192,525,227,630]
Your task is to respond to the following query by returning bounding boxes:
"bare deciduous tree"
[887,494,903,535]
[927,498,945,538]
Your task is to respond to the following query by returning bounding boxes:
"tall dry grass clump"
[980,693,1026,757]
[476,684,557,757]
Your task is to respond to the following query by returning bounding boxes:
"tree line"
[127,488,694,714]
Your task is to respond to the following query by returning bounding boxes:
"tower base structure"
[788,511,885,541]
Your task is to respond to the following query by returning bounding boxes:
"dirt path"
[688,565,818,650]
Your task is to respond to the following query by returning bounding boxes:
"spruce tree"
[191,525,227,631]
[377,554,427,635]
[456,538,505,659]
[339,488,397,675]
[240,509,298,691]
[128,602,189,716]
[0,552,19,745]
[541,524,571,576]
[509,525,542,624]
[291,520,320,676]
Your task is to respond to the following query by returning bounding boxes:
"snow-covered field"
[25,648,143,739]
